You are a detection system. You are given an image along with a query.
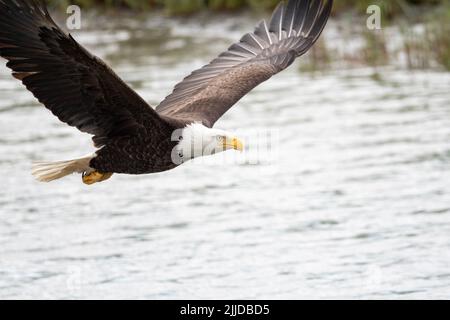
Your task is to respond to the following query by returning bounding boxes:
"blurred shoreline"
[46,0,447,18]
[48,0,450,72]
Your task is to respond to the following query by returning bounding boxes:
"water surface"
[0,13,449,299]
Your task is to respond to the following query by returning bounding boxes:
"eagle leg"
[82,171,113,185]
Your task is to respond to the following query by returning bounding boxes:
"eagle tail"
[32,155,94,182]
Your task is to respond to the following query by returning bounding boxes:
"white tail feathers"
[32,155,94,182]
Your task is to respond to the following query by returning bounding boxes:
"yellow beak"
[224,137,244,152]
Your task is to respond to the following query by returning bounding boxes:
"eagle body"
[0,0,333,184]
[91,130,179,175]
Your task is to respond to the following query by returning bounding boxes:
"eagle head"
[173,123,243,164]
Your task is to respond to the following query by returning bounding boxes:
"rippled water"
[0,12,449,299]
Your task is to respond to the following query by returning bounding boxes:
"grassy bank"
[47,0,449,71]
[299,1,450,72]
[48,0,446,16]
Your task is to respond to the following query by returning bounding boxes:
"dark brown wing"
[0,0,170,147]
[156,0,333,128]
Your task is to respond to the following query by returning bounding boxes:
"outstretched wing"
[156,0,333,128]
[0,0,170,147]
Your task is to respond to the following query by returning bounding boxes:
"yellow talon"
[82,171,113,185]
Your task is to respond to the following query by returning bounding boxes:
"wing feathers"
[0,0,169,146]
[301,0,322,36]
[269,2,285,38]
[293,0,310,35]
[283,0,297,37]
[255,21,273,45]
[240,33,265,50]
[156,0,333,126]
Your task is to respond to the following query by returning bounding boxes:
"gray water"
[0,13,449,299]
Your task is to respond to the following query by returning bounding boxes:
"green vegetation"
[299,0,450,71]
[47,0,446,16]
[426,9,450,70]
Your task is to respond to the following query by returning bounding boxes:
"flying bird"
[0,0,332,185]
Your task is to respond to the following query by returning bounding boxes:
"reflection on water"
[0,13,449,299]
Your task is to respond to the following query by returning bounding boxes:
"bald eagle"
[0,0,332,185]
